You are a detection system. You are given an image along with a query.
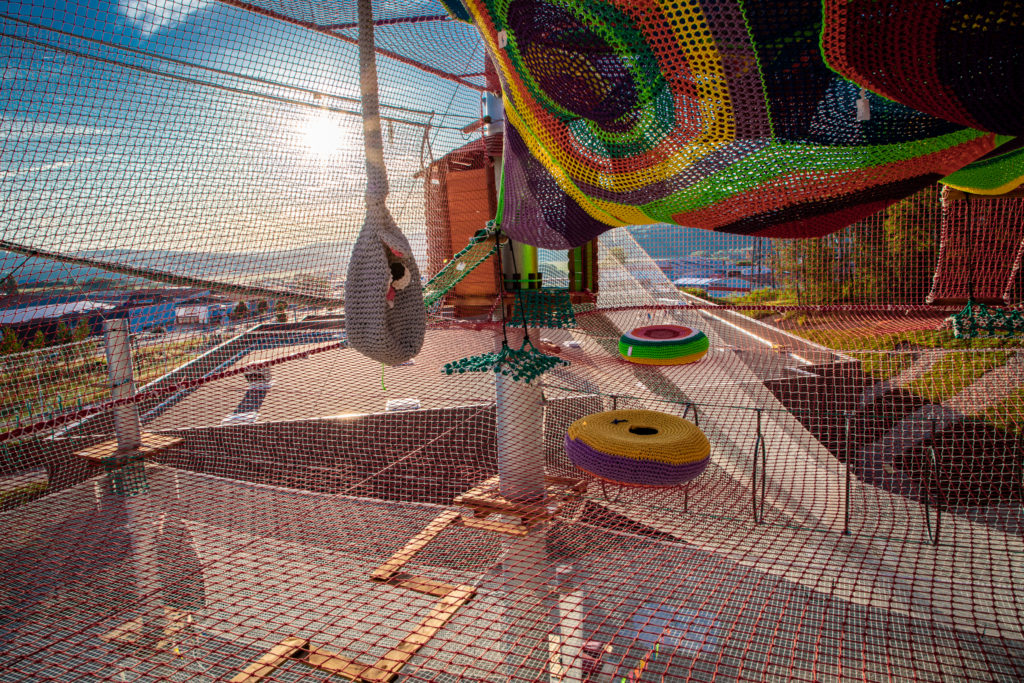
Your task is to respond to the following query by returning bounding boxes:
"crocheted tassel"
[442,339,568,384]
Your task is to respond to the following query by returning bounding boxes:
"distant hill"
[0,253,136,286]
[627,225,762,260]
[1,242,353,288]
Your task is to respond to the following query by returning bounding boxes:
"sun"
[302,114,341,157]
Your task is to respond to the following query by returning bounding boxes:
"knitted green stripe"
[619,335,709,359]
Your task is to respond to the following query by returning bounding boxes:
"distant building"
[0,300,114,326]
[675,276,765,297]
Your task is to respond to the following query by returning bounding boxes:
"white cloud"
[119,0,211,37]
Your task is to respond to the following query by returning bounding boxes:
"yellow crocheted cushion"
[566,409,710,465]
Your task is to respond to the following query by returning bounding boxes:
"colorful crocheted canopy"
[822,0,1024,137]
[445,0,1006,245]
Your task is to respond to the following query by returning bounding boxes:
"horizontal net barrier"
[2,1,1023,682]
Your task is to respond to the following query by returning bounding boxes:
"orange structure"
[425,134,503,318]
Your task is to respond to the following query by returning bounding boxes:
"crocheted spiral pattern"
[565,409,710,486]
[619,325,709,365]
[451,0,1002,246]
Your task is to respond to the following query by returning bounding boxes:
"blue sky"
[1,0,483,282]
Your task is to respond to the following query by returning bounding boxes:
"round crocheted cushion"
[565,409,710,487]
[618,325,709,365]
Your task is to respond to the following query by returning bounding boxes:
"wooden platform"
[232,474,586,683]
[453,475,587,526]
[74,432,182,464]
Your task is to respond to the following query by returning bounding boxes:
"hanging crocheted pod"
[344,0,425,366]
[346,205,426,365]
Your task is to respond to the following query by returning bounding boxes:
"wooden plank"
[454,475,585,522]
[386,573,461,598]
[99,609,192,650]
[458,514,528,536]
[543,475,589,493]
[370,510,461,581]
[75,432,183,464]
[370,585,476,681]
[303,644,374,681]
[230,637,309,683]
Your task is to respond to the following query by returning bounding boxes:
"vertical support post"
[557,586,585,682]
[104,318,140,452]
[503,242,539,291]
[498,530,556,682]
[486,70,554,683]
[751,408,766,524]
[843,411,851,536]
[104,317,163,636]
[925,417,942,546]
[496,372,546,502]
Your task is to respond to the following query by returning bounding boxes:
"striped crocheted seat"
[565,409,710,487]
[618,325,709,365]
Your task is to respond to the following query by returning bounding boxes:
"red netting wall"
[1,2,1022,682]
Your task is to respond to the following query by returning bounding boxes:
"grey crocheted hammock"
[344,0,425,366]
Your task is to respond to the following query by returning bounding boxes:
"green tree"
[230,301,249,320]
[1,275,18,296]
[0,328,22,355]
[275,300,288,323]
[72,318,91,342]
[257,300,269,315]
[55,321,73,345]
[28,330,48,350]
[881,188,940,302]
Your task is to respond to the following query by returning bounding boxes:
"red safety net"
[928,190,1024,306]
[1,2,1022,682]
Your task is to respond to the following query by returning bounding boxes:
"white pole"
[485,80,555,681]
[498,529,556,682]
[558,586,585,682]
[104,318,141,451]
[496,370,546,501]
[104,318,162,638]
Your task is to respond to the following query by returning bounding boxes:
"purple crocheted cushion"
[565,436,709,487]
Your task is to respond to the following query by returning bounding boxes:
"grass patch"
[741,309,776,320]
[848,352,914,381]
[981,386,1024,433]
[905,351,1013,403]
[796,328,1022,353]
[724,289,796,319]
[0,480,48,510]
[679,287,712,301]
[0,337,212,429]
[725,288,797,307]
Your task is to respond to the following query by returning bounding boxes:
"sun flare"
[302,114,341,157]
